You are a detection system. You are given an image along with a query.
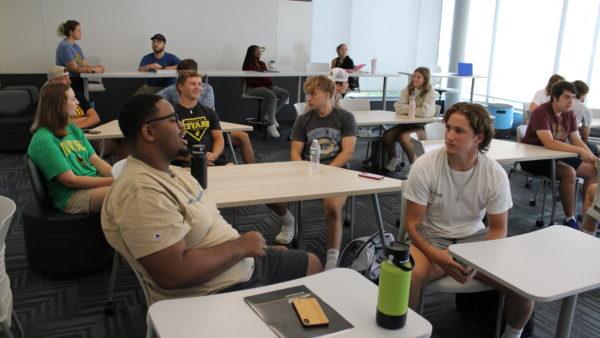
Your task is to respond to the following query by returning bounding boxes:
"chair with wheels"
[241,80,268,140]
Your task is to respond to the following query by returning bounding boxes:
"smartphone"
[83,129,101,134]
[359,172,385,180]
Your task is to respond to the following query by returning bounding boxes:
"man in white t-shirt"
[404,102,534,338]
[529,74,565,113]
[572,80,597,155]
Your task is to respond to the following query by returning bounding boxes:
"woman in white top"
[529,74,564,113]
[382,67,438,171]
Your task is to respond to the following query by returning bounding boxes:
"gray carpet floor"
[1,127,599,338]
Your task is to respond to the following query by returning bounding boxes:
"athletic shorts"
[218,248,308,293]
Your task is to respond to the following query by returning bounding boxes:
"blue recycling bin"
[512,111,523,128]
[488,103,514,130]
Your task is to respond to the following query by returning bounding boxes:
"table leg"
[225,132,238,164]
[550,158,557,225]
[382,77,388,110]
[297,76,303,103]
[293,201,303,249]
[371,194,386,243]
[555,294,577,338]
[398,194,407,239]
[469,78,475,103]
[83,78,90,101]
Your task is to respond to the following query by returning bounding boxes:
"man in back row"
[136,33,181,95]
[101,94,322,304]
[521,81,597,229]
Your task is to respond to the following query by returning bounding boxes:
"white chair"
[424,122,445,140]
[111,158,127,178]
[293,102,306,117]
[339,98,370,111]
[86,56,106,93]
[305,63,330,72]
[397,196,504,338]
[0,196,24,338]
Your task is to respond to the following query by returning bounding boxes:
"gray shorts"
[218,247,308,293]
[405,228,488,250]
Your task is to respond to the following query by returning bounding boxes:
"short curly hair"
[443,102,494,153]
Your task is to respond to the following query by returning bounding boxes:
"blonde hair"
[303,75,336,97]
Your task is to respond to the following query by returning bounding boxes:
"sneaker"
[564,218,580,230]
[275,225,295,244]
[267,124,280,138]
[384,156,400,172]
[324,254,339,270]
[274,120,280,128]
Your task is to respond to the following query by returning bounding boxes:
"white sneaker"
[274,120,279,128]
[324,255,339,270]
[385,156,400,172]
[275,225,295,244]
[267,124,280,138]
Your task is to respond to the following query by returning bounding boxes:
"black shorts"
[585,141,599,156]
[519,156,582,178]
[218,248,308,293]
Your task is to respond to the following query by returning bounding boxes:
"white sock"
[501,323,523,338]
[324,249,340,270]
[566,215,576,221]
[279,210,294,228]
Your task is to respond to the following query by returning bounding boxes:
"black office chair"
[241,80,269,140]
[22,155,113,274]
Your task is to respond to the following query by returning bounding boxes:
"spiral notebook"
[244,285,353,338]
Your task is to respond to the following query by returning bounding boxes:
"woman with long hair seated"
[28,83,113,214]
[382,67,439,171]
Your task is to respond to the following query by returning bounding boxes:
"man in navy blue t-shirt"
[135,33,181,95]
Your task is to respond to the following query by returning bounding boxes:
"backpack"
[338,231,395,282]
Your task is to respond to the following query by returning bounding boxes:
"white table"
[81,71,178,99]
[148,268,432,338]
[449,226,600,338]
[352,110,442,127]
[416,139,576,224]
[86,119,253,164]
[398,71,488,103]
[206,161,403,246]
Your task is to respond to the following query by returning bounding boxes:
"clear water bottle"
[408,94,416,119]
[371,55,378,74]
[309,139,320,174]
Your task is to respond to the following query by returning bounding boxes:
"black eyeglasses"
[146,113,179,124]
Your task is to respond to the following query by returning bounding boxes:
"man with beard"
[101,95,321,304]
[135,33,181,95]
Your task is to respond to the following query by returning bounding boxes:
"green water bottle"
[376,241,414,330]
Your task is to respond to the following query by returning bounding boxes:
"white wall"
[0,0,312,73]
[311,0,442,91]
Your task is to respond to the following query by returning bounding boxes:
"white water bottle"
[309,139,320,174]
[408,94,416,119]
[371,55,378,74]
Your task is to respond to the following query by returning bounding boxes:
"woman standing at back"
[56,20,105,93]
[242,45,290,138]
[331,43,358,91]
[529,74,565,113]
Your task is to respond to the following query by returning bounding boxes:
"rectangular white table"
[449,226,600,338]
[81,71,178,100]
[352,110,442,127]
[86,119,253,164]
[401,139,576,225]
[148,268,432,338]
[206,161,403,244]
[398,71,488,103]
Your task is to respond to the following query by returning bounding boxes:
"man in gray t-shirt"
[276,76,357,271]
[291,106,357,164]
[572,80,597,155]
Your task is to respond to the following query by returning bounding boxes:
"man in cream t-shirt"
[403,102,533,338]
[101,94,321,305]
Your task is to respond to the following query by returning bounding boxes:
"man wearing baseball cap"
[330,67,349,107]
[136,33,181,95]
[46,65,100,129]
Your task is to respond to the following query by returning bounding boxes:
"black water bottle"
[191,144,207,189]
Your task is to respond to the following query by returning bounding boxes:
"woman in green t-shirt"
[28,83,113,214]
